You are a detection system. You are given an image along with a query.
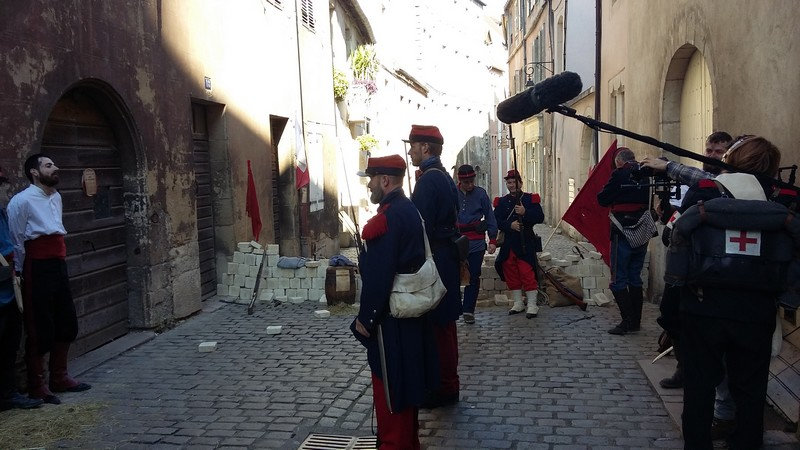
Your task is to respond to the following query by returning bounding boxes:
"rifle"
[247,248,267,315]
[543,267,588,311]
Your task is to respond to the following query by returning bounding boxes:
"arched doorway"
[40,82,141,357]
[662,44,714,163]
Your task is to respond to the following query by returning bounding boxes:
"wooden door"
[41,89,129,356]
[192,103,217,299]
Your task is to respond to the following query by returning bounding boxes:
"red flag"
[561,140,618,266]
[246,160,262,241]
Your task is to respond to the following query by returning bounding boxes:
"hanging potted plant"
[333,69,349,101]
[356,134,378,172]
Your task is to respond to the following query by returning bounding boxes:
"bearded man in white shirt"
[7,154,90,405]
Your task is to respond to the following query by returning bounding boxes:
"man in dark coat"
[596,147,653,335]
[493,169,544,318]
[405,124,461,408]
[352,154,439,448]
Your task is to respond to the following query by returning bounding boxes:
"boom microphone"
[497,71,583,124]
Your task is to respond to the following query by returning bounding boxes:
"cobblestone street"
[65,297,679,449]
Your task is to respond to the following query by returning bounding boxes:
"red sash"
[25,235,66,260]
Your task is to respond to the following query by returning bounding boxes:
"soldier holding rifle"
[493,169,544,319]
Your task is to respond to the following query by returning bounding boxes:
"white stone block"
[234,274,245,287]
[277,278,290,289]
[225,274,235,286]
[319,293,327,303]
[305,260,321,268]
[245,254,256,266]
[289,296,305,304]
[237,264,250,276]
[310,289,324,300]
[598,277,610,289]
[290,278,301,289]
[267,254,279,267]
[554,259,571,267]
[259,290,274,302]
[216,284,228,296]
[565,254,581,263]
[250,265,260,277]
[588,251,602,260]
[274,293,287,301]
[249,240,262,250]
[255,255,263,266]
[198,341,217,353]
[496,280,507,290]
[481,278,494,291]
[537,252,552,261]
[317,264,328,277]
[312,277,326,289]
[227,262,239,275]
[267,325,282,335]
[300,278,311,289]
[494,294,509,306]
[252,248,265,255]
[581,277,596,289]
[593,292,611,306]
[279,268,295,279]
[233,252,245,264]
[314,310,330,318]
[481,265,495,278]
[237,242,252,253]
[245,277,256,289]
[229,285,241,298]
[266,244,279,255]
[296,288,308,298]
[564,265,580,277]
[240,288,252,300]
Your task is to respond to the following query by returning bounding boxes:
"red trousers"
[372,374,419,449]
[434,321,459,395]
[502,250,538,291]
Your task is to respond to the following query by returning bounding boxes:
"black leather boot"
[628,286,644,332]
[659,336,683,388]
[608,289,629,335]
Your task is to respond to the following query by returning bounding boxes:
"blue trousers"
[461,250,485,314]
[609,232,647,291]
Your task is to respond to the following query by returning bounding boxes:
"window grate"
[298,434,377,450]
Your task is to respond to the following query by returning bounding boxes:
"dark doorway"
[192,102,217,300]
[269,116,288,245]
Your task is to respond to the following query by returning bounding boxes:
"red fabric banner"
[561,140,618,266]
[246,160,262,241]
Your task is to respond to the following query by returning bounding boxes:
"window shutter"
[301,0,315,30]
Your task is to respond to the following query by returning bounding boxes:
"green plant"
[356,134,378,153]
[349,44,379,81]
[333,69,349,101]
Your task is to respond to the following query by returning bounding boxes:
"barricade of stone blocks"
[219,241,338,305]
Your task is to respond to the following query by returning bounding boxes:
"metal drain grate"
[298,433,377,450]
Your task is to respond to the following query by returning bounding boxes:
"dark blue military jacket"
[351,188,439,412]
[596,162,650,228]
[493,192,545,280]
[411,156,462,325]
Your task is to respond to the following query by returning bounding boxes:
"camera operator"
[597,147,656,335]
